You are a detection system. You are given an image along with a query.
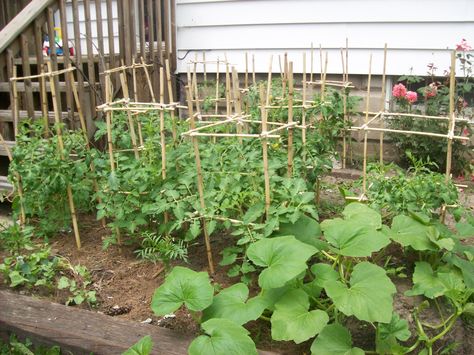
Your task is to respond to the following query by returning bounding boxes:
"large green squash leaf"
[321,204,390,257]
[188,318,258,355]
[271,289,329,344]
[311,263,339,288]
[325,262,396,323]
[311,324,364,355]
[246,236,318,289]
[390,215,437,251]
[202,283,267,325]
[151,266,214,316]
[273,214,324,249]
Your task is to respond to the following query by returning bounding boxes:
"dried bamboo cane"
[341,48,347,168]
[193,53,201,113]
[362,55,373,195]
[232,67,243,143]
[302,53,307,146]
[105,73,122,245]
[160,67,167,180]
[67,64,106,228]
[215,58,220,115]
[446,51,456,183]
[185,85,215,274]
[47,61,81,249]
[245,52,249,89]
[165,59,177,144]
[225,62,231,118]
[12,66,19,137]
[287,62,294,177]
[379,43,388,165]
[260,83,271,220]
[282,53,288,96]
[141,57,156,102]
[39,65,49,137]
[310,42,314,83]
[132,58,144,147]
[252,54,256,85]
[119,71,140,159]
[203,51,207,83]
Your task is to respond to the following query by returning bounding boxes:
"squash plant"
[151,203,474,354]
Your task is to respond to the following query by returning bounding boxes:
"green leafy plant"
[122,335,153,355]
[57,264,97,306]
[0,334,61,355]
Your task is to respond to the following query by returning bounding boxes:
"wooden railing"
[0,0,176,143]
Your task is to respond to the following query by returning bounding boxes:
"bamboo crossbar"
[262,122,298,137]
[307,80,354,88]
[348,126,469,141]
[101,62,153,75]
[10,67,76,81]
[188,132,281,139]
[182,116,239,135]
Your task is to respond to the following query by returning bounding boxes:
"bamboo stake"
[446,51,456,183]
[379,43,388,165]
[310,42,314,83]
[232,67,243,143]
[245,52,249,89]
[105,73,122,245]
[193,53,201,113]
[39,65,49,137]
[189,132,280,139]
[67,64,106,228]
[341,48,347,169]
[348,126,468,141]
[141,57,156,102]
[252,54,256,85]
[203,51,207,83]
[302,53,307,145]
[225,62,231,118]
[362,55,372,195]
[287,62,294,177]
[215,58,220,115]
[47,62,81,249]
[12,66,19,137]
[119,71,140,159]
[132,57,144,147]
[260,83,271,220]
[165,58,177,144]
[160,67,167,181]
[185,85,215,274]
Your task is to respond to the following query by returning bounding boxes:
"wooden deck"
[0,290,278,355]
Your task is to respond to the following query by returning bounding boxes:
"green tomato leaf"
[325,262,396,323]
[122,335,153,355]
[390,215,437,251]
[202,283,266,325]
[246,236,318,289]
[188,319,257,355]
[151,267,214,315]
[311,324,364,355]
[271,289,329,344]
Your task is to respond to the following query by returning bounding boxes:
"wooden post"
[362,55,373,196]
[47,62,81,249]
[287,62,294,177]
[119,70,140,159]
[165,58,177,144]
[446,51,456,182]
[185,85,215,274]
[379,43,388,165]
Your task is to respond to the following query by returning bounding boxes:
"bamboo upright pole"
[225,62,231,118]
[141,57,156,102]
[446,51,456,182]
[193,53,201,113]
[379,43,388,165]
[12,66,19,137]
[185,85,215,274]
[260,83,271,220]
[245,52,249,89]
[310,42,314,83]
[302,53,307,145]
[105,73,122,245]
[203,51,207,83]
[215,58,220,115]
[160,67,167,180]
[47,62,81,249]
[231,67,243,143]
[39,65,49,137]
[287,62,294,177]
[341,48,347,169]
[67,64,106,228]
[165,59,177,144]
[362,55,373,195]
[119,71,140,159]
[252,54,256,85]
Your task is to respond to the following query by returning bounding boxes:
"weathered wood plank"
[0,291,278,355]
[0,0,55,54]
[0,81,90,93]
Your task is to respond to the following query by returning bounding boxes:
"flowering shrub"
[387,39,473,174]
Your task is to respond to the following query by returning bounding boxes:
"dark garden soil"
[1,173,474,354]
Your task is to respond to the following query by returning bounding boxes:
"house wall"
[176,0,474,76]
